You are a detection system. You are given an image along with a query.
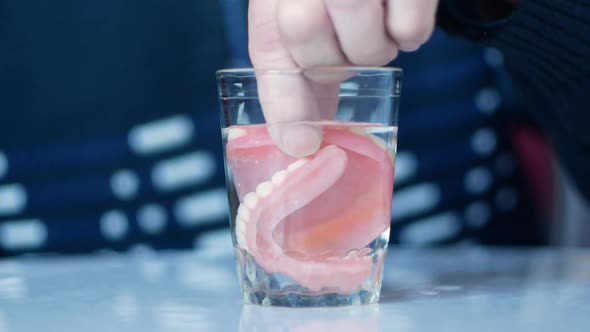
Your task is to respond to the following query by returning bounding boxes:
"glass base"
[243,289,380,307]
[235,240,387,307]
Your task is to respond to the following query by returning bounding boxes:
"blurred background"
[0,0,588,258]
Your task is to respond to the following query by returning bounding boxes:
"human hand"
[249,0,438,157]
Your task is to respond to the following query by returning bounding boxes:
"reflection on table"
[0,242,589,331]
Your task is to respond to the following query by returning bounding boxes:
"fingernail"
[280,123,323,158]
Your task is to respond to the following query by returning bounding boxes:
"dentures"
[226,123,394,293]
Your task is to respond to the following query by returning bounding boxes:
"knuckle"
[277,0,326,44]
[347,45,398,66]
[249,22,283,53]
[326,0,380,10]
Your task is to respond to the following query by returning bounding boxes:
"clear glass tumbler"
[217,67,402,307]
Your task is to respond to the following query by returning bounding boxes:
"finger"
[386,0,438,52]
[310,79,341,121]
[256,71,325,157]
[325,0,399,65]
[249,0,324,157]
[276,0,347,68]
[275,0,343,140]
[248,0,295,73]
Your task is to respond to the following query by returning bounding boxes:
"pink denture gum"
[226,123,394,292]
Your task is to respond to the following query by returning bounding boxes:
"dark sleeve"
[437,0,590,202]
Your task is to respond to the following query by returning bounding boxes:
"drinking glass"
[217,67,402,307]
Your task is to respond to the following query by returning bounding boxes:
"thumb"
[248,0,323,157]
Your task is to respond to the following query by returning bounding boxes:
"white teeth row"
[227,128,248,141]
[271,170,287,185]
[236,217,246,233]
[237,205,250,220]
[243,192,259,209]
[235,219,247,249]
[234,158,310,250]
[256,181,273,198]
[287,158,308,172]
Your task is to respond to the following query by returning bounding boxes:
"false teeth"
[287,159,309,172]
[243,192,259,209]
[256,181,273,198]
[271,170,288,185]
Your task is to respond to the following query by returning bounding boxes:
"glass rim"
[216,66,402,76]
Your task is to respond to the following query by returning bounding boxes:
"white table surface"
[1,241,589,332]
